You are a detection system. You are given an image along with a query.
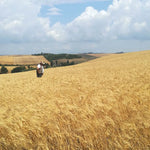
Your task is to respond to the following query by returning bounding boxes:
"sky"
[0,0,150,55]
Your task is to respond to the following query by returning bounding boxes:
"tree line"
[0,65,36,74]
[33,53,81,61]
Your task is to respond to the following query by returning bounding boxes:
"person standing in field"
[36,61,44,77]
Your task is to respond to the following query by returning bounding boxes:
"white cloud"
[60,0,150,42]
[0,0,52,43]
[134,22,146,32]
[47,7,62,16]
[0,0,150,54]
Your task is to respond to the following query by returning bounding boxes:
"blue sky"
[40,1,112,25]
[0,0,150,55]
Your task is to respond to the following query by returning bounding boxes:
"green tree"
[11,66,26,73]
[55,60,58,66]
[45,63,50,68]
[27,65,30,69]
[1,66,8,74]
[50,60,53,67]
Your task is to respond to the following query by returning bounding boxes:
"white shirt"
[37,64,44,73]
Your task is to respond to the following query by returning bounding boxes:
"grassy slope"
[0,50,150,149]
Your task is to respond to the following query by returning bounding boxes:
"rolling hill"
[0,55,50,65]
[0,50,150,149]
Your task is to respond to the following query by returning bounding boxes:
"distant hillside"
[0,50,150,149]
[86,53,111,58]
[33,53,82,61]
[33,53,99,67]
[0,55,50,65]
[0,53,109,73]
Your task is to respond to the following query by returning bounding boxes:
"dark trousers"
[36,70,43,77]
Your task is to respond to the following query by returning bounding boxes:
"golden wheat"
[0,55,49,65]
[0,50,150,149]
[87,53,111,57]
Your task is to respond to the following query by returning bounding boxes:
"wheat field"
[87,53,111,58]
[0,50,150,150]
[0,55,49,65]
